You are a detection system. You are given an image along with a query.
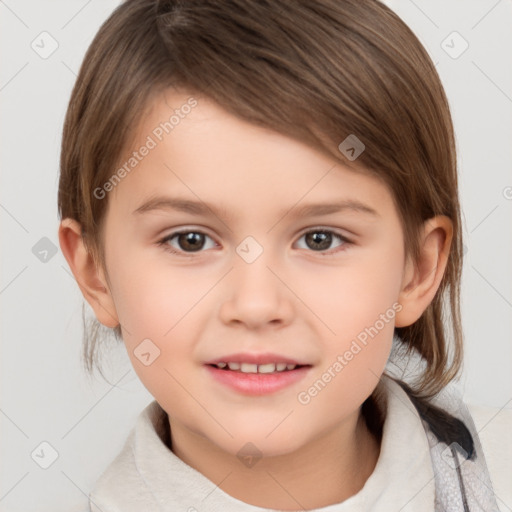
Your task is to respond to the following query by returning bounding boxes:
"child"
[57,0,506,510]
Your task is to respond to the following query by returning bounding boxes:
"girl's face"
[100,89,407,457]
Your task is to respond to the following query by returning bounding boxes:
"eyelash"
[156,228,353,257]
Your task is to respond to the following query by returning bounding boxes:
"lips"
[203,352,313,395]
[205,365,311,395]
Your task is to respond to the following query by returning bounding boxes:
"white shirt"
[89,376,510,511]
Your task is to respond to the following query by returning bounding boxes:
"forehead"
[108,89,396,224]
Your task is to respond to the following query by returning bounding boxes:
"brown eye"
[305,231,332,251]
[296,229,351,254]
[175,232,205,252]
[159,230,216,255]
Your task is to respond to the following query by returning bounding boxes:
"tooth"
[228,362,241,370]
[216,362,227,368]
[258,363,276,373]
[286,364,297,370]
[240,363,258,373]
[276,363,287,371]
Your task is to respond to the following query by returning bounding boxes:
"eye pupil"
[179,232,204,251]
[306,231,332,251]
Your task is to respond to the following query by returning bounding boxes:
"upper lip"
[204,352,310,366]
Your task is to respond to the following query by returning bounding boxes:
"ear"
[395,215,453,327]
[58,218,119,328]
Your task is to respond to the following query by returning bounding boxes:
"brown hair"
[58,0,464,398]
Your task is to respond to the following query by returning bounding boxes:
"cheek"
[297,282,397,421]
[110,253,212,339]
[108,255,212,389]
[295,250,403,340]
[296,335,391,434]
[292,248,401,402]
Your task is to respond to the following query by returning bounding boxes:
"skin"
[59,89,453,510]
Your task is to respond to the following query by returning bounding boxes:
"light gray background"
[1,1,511,511]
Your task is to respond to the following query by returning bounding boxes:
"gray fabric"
[386,336,500,511]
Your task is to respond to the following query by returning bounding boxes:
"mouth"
[206,361,309,373]
[204,357,313,395]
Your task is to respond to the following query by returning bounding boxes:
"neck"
[167,406,381,510]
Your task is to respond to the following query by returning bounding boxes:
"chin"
[214,425,310,460]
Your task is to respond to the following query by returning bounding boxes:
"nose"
[218,252,294,330]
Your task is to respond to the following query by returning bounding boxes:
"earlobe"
[58,218,119,328]
[395,216,453,328]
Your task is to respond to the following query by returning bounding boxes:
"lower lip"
[204,365,312,395]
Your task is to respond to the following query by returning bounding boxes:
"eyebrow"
[132,195,379,220]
